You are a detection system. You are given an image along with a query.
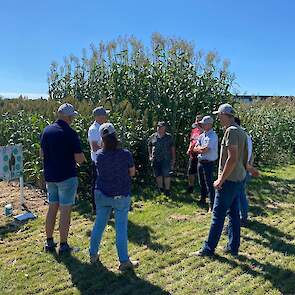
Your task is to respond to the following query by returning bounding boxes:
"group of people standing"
[40,101,258,272]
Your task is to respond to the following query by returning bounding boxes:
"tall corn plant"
[47,34,234,172]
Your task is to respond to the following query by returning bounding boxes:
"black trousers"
[197,161,215,209]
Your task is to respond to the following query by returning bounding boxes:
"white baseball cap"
[213,103,235,115]
[58,103,79,116]
[99,123,116,138]
[199,115,214,125]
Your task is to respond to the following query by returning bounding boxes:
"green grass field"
[1,165,295,295]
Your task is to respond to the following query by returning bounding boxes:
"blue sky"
[1,0,295,98]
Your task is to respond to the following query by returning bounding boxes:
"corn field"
[0,35,294,196]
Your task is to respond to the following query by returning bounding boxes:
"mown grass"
[0,165,295,295]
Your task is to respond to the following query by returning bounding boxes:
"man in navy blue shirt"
[41,103,86,254]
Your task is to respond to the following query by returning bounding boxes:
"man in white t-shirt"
[88,107,110,212]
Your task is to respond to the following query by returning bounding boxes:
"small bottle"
[4,204,13,216]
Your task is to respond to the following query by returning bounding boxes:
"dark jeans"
[197,161,215,209]
[238,172,251,221]
[91,161,97,212]
[202,180,243,254]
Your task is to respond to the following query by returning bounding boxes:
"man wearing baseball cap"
[195,103,248,257]
[88,106,110,212]
[41,103,86,254]
[148,121,176,196]
[193,115,218,212]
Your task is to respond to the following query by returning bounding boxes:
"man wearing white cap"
[193,116,218,212]
[41,103,86,254]
[88,107,110,212]
[196,103,248,257]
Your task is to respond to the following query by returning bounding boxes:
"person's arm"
[127,151,136,176]
[40,132,45,159]
[72,131,86,165]
[214,145,238,189]
[247,135,253,163]
[194,145,209,154]
[75,153,86,165]
[246,163,260,177]
[193,137,203,153]
[171,146,176,169]
[39,148,44,159]
[187,141,194,155]
[129,166,136,177]
[88,128,102,152]
[90,141,102,152]
[148,137,153,161]
[196,134,217,154]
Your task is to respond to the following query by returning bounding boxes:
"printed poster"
[0,144,23,180]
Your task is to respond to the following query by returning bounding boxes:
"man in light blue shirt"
[193,116,218,212]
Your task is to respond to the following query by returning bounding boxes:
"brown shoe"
[119,260,139,271]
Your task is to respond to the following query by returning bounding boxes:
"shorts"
[152,160,171,177]
[187,157,198,175]
[46,177,78,206]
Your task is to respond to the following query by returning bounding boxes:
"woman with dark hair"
[89,123,139,271]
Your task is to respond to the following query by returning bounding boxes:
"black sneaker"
[58,243,80,255]
[240,219,248,228]
[164,190,171,196]
[198,198,206,207]
[44,239,57,253]
[187,186,194,194]
[193,249,214,257]
[223,247,238,256]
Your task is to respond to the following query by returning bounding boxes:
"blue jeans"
[89,190,131,263]
[202,180,243,254]
[239,172,251,221]
[197,161,215,209]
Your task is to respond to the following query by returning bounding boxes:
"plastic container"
[4,204,13,216]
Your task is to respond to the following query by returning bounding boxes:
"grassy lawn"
[0,165,295,295]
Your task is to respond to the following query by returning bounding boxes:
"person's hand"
[186,149,190,155]
[194,146,200,154]
[214,178,223,190]
[247,163,260,177]
[149,155,154,162]
[250,167,260,177]
[171,162,175,171]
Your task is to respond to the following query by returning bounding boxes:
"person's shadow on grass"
[215,254,295,295]
[108,220,172,253]
[52,253,171,295]
[0,219,30,240]
[244,219,295,256]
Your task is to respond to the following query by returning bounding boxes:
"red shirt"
[188,127,202,158]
